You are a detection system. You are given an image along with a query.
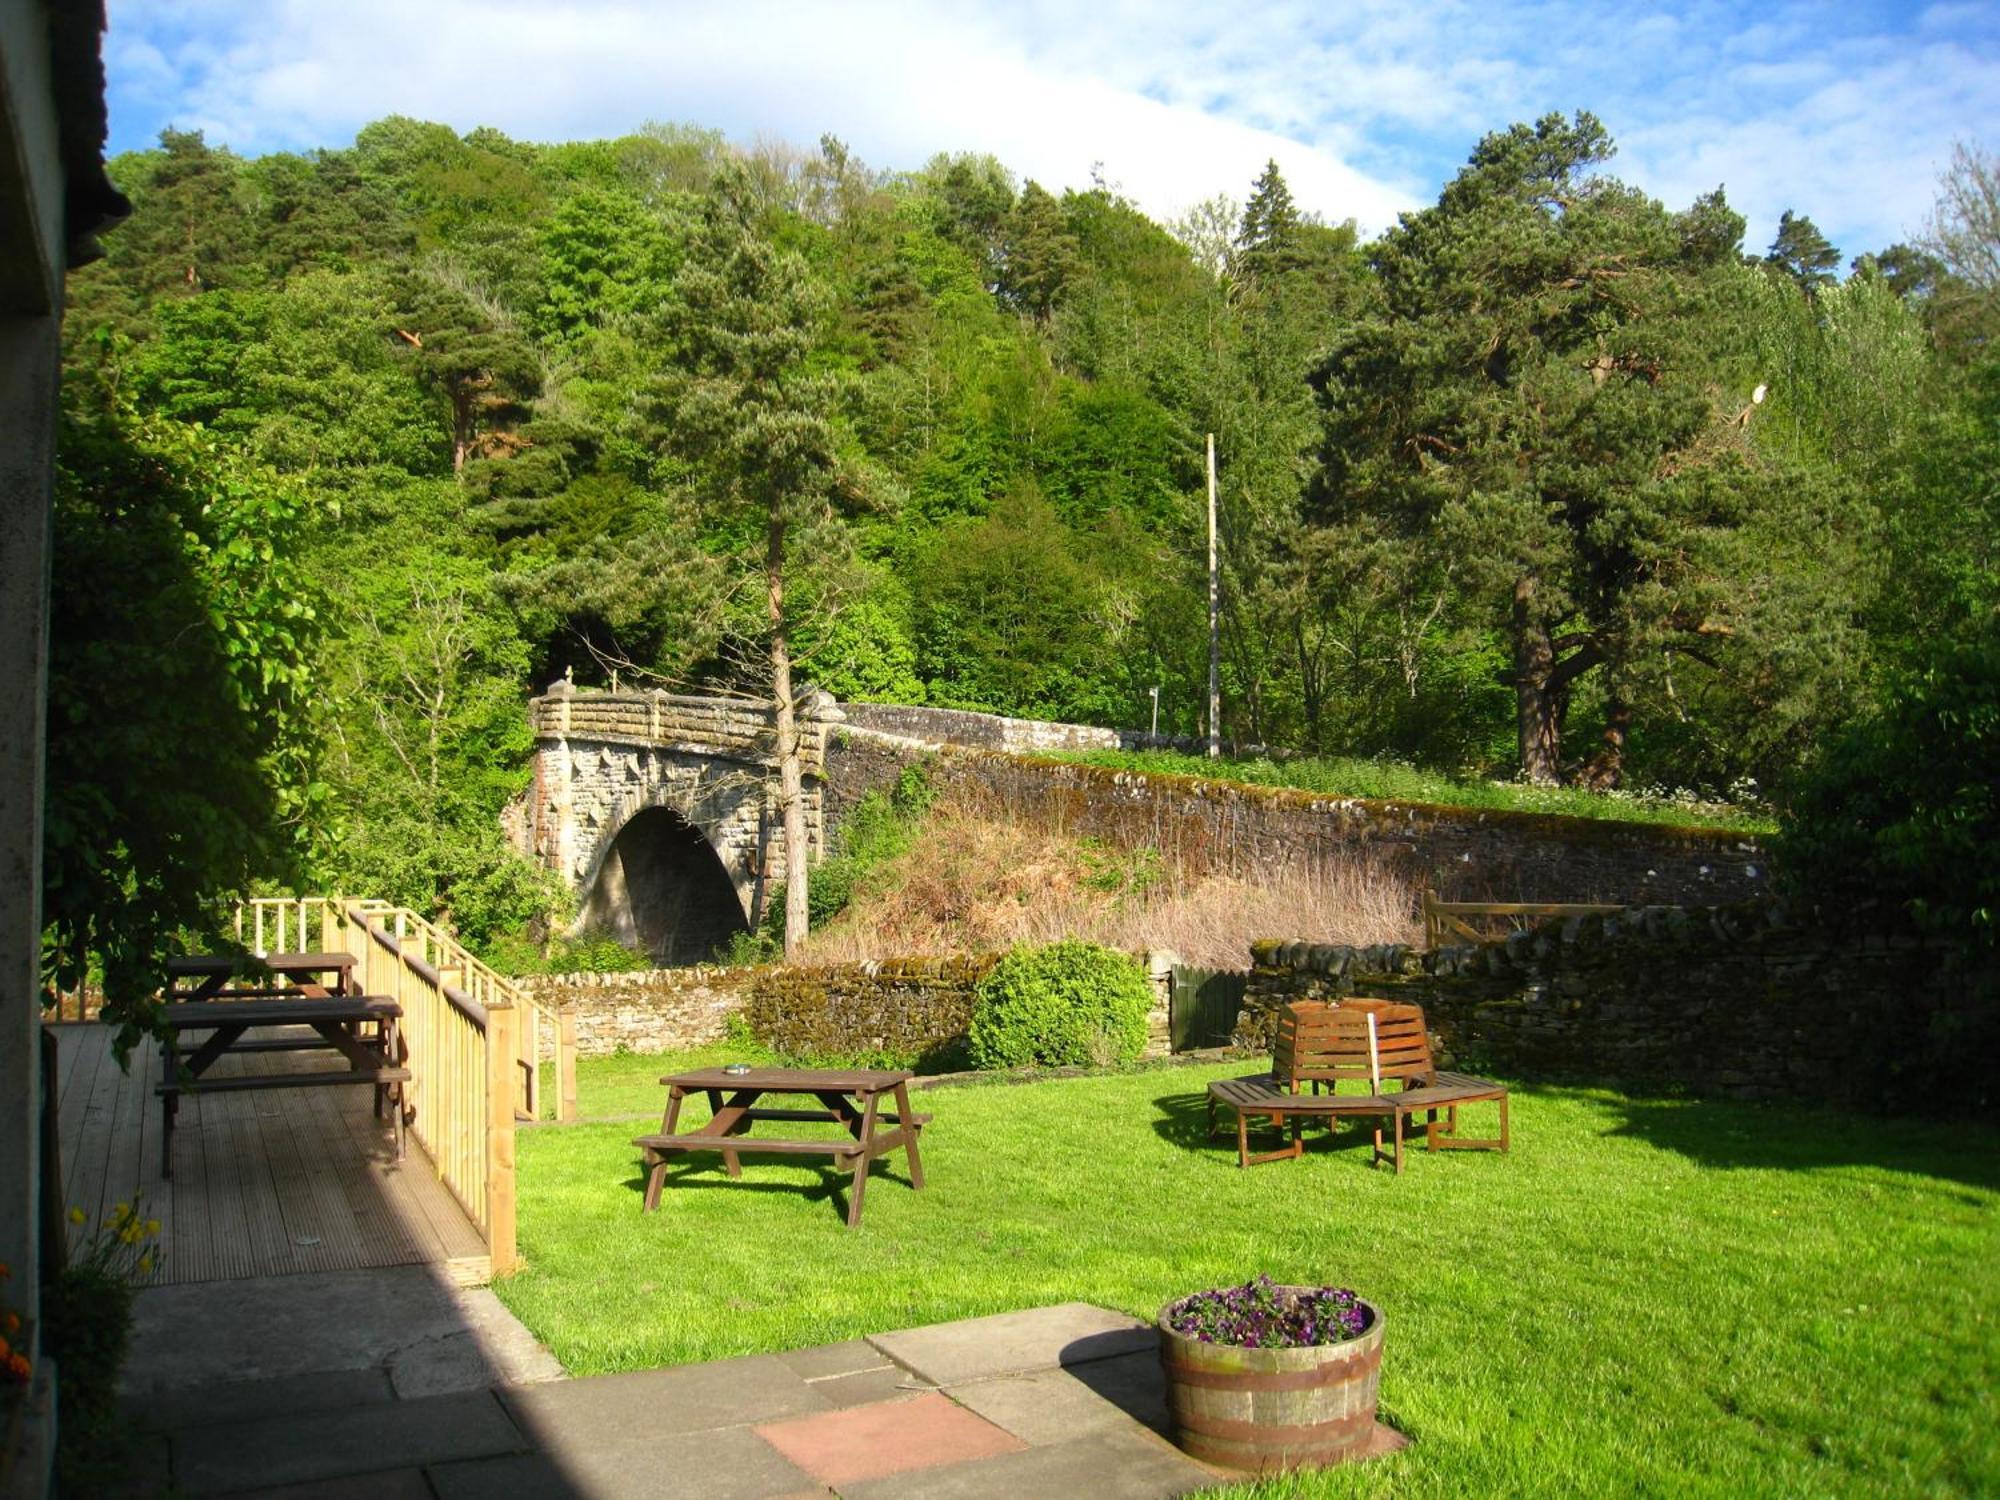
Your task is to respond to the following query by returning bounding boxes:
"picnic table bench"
[1207,1000,1509,1173]
[634,1067,929,1228]
[155,952,406,1177]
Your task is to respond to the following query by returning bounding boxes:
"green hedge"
[744,956,995,1072]
[967,941,1153,1069]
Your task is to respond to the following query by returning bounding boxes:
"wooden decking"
[51,1022,488,1286]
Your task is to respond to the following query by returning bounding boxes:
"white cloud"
[102,0,1998,253]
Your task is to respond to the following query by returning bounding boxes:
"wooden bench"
[1206,1000,1510,1172]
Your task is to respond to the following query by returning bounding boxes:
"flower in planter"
[1164,1274,1370,1349]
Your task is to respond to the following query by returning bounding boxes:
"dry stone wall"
[824,734,1767,908]
[516,966,758,1056]
[1240,901,1996,1114]
[519,950,1176,1063]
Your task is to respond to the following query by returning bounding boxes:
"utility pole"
[1149,685,1160,740]
[1206,432,1221,759]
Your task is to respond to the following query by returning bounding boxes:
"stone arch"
[577,805,753,964]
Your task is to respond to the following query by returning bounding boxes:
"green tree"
[1765,209,1842,294]
[393,265,543,473]
[640,167,848,955]
[1234,160,1303,285]
[1318,113,1855,785]
[997,181,1078,320]
[45,391,324,1050]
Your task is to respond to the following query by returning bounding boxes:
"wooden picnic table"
[165,950,358,1003]
[155,972,408,1177]
[633,1067,930,1228]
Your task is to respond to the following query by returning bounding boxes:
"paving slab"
[838,1425,1218,1500]
[756,1392,1028,1489]
[804,1364,928,1408]
[172,1389,524,1495]
[947,1350,1171,1444]
[429,1423,823,1500]
[123,1265,563,1404]
[866,1302,1156,1387]
[776,1338,894,1382]
[501,1353,830,1447]
[125,1368,396,1433]
[228,1468,436,1500]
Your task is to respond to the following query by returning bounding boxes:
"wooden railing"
[1423,894,1626,950]
[235,896,579,1276]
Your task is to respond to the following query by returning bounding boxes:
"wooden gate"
[1170,967,1247,1052]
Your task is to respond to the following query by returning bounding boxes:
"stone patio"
[123,1291,1230,1497]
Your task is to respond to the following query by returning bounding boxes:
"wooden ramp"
[51,1022,489,1286]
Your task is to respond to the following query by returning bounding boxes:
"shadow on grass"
[622,1156,922,1227]
[1150,1085,1395,1170]
[1585,1088,2000,1194]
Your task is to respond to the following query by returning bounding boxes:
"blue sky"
[103,0,1997,258]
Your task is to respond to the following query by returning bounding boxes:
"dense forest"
[46,111,1999,995]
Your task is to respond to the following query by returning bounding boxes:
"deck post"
[558,1009,578,1123]
[485,1004,518,1274]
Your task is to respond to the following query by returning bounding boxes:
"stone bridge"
[510,684,841,962]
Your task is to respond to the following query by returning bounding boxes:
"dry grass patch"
[800,796,1417,968]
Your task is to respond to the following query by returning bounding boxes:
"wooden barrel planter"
[1157,1293,1384,1473]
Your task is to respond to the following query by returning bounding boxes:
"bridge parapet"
[528,684,834,771]
[518,685,842,958]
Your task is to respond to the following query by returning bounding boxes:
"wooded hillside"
[48,112,1999,980]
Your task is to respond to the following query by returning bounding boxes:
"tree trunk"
[1575,693,1631,790]
[450,389,472,475]
[768,499,809,959]
[1511,576,1564,784]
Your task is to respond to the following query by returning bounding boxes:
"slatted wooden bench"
[1206,999,1510,1172]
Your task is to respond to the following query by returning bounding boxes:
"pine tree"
[998,181,1078,319]
[639,167,845,956]
[1765,209,1842,294]
[1234,160,1302,283]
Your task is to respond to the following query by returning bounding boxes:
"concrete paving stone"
[432,1423,823,1500]
[946,1351,1171,1445]
[837,1425,1220,1500]
[124,1368,397,1434]
[867,1303,1156,1388]
[777,1338,893,1382]
[802,1364,928,1409]
[172,1389,524,1495]
[227,1467,436,1500]
[124,1266,562,1406]
[755,1391,1027,1489]
[501,1354,830,1448]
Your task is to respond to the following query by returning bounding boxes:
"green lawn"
[499,1052,1998,1497]
[1053,749,1777,832]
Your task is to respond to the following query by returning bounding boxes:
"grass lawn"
[499,1052,1997,1497]
[1053,749,1776,832]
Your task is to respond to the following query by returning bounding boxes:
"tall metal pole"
[1206,433,1221,759]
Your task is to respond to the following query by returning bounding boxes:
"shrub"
[967,940,1152,1070]
[745,957,992,1072]
[43,1200,161,1490]
[1781,622,1998,952]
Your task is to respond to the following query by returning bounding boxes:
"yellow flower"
[137,1255,153,1276]
[66,1207,84,1226]
[145,1219,161,1237]
[112,1202,130,1223]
